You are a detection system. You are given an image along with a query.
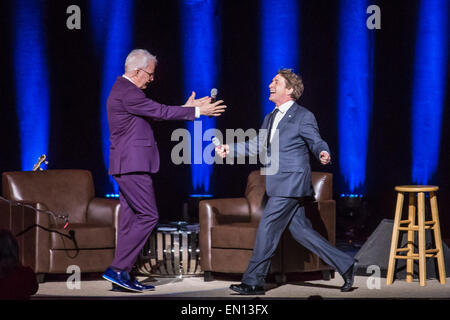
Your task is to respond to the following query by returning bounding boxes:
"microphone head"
[212,137,221,146]
[210,88,218,98]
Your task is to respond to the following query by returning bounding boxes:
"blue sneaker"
[102,267,142,293]
[113,280,155,292]
[131,277,155,291]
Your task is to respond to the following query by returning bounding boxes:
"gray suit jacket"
[231,102,330,198]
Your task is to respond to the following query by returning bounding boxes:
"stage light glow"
[338,0,373,194]
[89,0,109,56]
[260,0,299,117]
[340,194,364,198]
[189,194,213,198]
[105,193,120,199]
[180,0,219,193]
[411,0,448,184]
[13,0,49,171]
[90,0,134,193]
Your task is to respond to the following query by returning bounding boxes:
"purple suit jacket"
[107,76,195,175]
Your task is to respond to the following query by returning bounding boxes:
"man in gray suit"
[216,69,357,294]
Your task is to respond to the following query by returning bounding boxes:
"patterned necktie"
[266,108,279,148]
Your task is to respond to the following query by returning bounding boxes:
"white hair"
[124,49,157,73]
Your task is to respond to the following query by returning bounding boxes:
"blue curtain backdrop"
[4,0,449,227]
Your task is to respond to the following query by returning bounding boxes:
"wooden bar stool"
[387,185,446,286]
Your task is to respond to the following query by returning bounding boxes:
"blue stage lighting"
[411,0,448,184]
[90,0,134,193]
[180,0,219,193]
[260,0,299,117]
[13,0,49,171]
[89,0,110,56]
[338,0,373,193]
[105,193,120,199]
[189,194,213,198]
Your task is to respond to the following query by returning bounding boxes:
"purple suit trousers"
[111,173,157,271]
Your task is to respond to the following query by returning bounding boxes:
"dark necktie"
[266,108,279,148]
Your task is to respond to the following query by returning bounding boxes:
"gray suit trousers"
[242,196,355,287]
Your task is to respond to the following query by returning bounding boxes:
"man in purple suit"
[102,49,226,292]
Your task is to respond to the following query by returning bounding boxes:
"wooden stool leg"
[429,192,446,284]
[418,192,426,286]
[387,192,404,285]
[406,193,416,283]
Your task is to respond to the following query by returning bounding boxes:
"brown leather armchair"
[0,170,120,282]
[199,170,336,283]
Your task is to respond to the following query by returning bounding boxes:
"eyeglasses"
[138,68,154,79]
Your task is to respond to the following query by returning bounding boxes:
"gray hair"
[124,49,157,73]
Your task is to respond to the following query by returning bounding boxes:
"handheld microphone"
[209,88,218,118]
[210,88,218,103]
[213,136,229,161]
[212,136,221,147]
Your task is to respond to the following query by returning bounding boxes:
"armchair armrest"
[199,197,250,228]
[87,198,120,245]
[6,201,51,273]
[10,201,52,230]
[199,197,250,271]
[87,198,120,226]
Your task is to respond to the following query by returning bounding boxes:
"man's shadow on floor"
[266,281,358,292]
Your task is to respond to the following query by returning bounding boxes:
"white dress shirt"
[269,100,294,143]
[122,75,200,118]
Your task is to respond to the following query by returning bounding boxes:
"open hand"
[185,91,211,107]
[198,99,227,117]
[185,91,226,117]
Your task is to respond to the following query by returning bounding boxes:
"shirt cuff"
[195,107,200,118]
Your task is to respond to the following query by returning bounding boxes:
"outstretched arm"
[300,112,331,165]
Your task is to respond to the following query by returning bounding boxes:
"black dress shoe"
[340,260,358,292]
[229,283,265,295]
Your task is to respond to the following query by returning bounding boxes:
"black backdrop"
[0,0,449,238]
